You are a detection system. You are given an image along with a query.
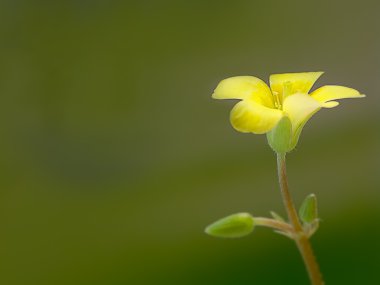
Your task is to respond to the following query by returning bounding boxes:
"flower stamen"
[272,91,282,109]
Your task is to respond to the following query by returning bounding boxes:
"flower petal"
[270,72,324,98]
[230,100,283,134]
[310,85,365,104]
[322,101,340,108]
[212,76,274,107]
[282,93,322,132]
[283,93,323,149]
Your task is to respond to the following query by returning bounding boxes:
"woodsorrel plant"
[205,72,364,285]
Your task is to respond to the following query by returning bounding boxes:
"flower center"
[272,81,292,110]
[272,91,282,109]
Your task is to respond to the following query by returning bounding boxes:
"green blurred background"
[0,0,379,284]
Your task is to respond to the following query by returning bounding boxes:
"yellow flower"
[212,72,364,151]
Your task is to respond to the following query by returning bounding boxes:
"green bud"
[205,213,255,238]
[299,194,318,224]
[266,116,294,154]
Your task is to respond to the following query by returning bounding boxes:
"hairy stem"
[254,217,294,233]
[276,153,324,285]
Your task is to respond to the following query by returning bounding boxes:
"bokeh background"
[0,0,379,284]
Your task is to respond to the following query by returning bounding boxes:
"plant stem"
[254,217,294,233]
[276,153,324,285]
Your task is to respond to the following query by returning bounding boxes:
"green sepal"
[299,194,318,224]
[266,116,294,154]
[205,213,255,238]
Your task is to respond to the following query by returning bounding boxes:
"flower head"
[212,72,364,152]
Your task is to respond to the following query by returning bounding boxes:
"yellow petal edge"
[212,76,274,107]
[270,72,324,98]
[230,100,283,134]
[311,85,365,104]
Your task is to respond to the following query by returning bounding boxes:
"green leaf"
[299,194,318,224]
[205,213,255,238]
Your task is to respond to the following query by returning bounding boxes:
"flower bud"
[205,213,255,238]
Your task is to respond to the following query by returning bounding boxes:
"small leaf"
[205,213,254,238]
[270,211,285,222]
[299,194,318,224]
